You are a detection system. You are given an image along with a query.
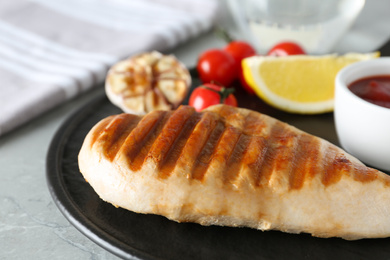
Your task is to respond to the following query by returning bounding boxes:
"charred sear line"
[90,116,114,148]
[242,136,269,186]
[283,134,301,190]
[224,134,252,186]
[100,114,141,161]
[288,134,321,190]
[147,106,195,178]
[322,146,350,186]
[191,120,226,181]
[255,121,297,187]
[205,126,242,184]
[158,113,202,179]
[177,112,218,177]
[124,111,169,171]
[238,113,269,186]
[242,112,267,136]
[353,165,378,183]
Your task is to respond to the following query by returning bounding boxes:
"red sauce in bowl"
[348,75,390,108]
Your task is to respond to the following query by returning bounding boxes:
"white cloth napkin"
[0,0,219,136]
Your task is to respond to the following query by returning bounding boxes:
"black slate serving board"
[47,38,390,259]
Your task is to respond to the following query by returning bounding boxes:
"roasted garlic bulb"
[105,51,191,114]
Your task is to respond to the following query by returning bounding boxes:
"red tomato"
[224,41,257,66]
[197,49,238,86]
[224,41,257,95]
[267,41,306,56]
[189,83,238,112]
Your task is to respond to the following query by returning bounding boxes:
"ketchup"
[348,75,390,108]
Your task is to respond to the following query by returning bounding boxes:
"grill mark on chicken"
[353,165,380,183]
[254,121,297,187]
[224,133,252,186]
[159,112,202,178]
[236,112,271,187]
[147,106,195,178]
[90,116,113,148]
[223,110,271,186]
[288,134,321,190]
[132,112,172,171]
[208,126,241,182]
[121,110,168,171]
[96,113,141,161]
[322,146,350,186]
[213,105,246,129]
[244,136,269,186]
[242,111,268,136]
[191,119,226,181]
[176,112,219,178]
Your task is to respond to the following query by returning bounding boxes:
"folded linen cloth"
[0,0,219,136]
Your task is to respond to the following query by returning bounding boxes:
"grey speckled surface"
[1,1,390,259]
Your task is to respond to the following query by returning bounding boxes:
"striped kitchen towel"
[0,0,219,136]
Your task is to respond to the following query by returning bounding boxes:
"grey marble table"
[1,1,389,259]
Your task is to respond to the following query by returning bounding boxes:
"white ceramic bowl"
[335,57,390,172]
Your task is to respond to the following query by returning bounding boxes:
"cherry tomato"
[224,41,257,95]
[224,41,257,66]
[267,41,306,56]
[197,49,238,86]
[189,83,238,112]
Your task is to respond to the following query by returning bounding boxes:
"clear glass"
[228,0,365,54]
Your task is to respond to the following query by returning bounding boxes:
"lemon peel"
[242,52,380,114]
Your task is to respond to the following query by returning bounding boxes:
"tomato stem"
[201,84,235,104]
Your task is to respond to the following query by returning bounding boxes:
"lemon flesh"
[242,53,379,114]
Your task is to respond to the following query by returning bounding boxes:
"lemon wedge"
[242,52,380,114]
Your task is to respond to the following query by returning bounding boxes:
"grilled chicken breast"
[78,105,390,240]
